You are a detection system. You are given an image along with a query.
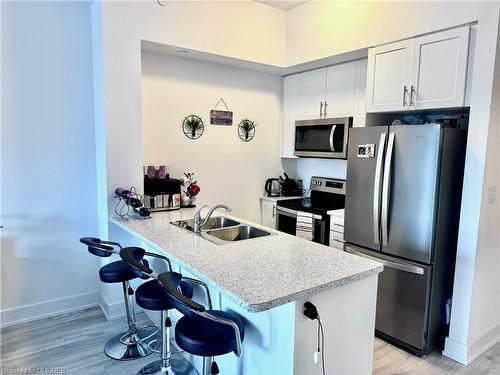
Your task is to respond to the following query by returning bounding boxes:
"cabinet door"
[410,27,470,110]
[260,200,276,229]
[300,68,327,119]
[354,59,367,127]
[281,74,301,158]
[366,40,413,113]
[324,61,357,118]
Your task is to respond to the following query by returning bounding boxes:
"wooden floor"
[1,306,499,374]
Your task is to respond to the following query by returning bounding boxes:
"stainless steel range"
[276,176,345,246]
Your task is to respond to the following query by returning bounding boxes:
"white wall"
[286,0,500,364]
[295,159,347,188]
[286,1,496,65]
[0,1,99,326]
[141,52,285,222]
[465,22,500,362]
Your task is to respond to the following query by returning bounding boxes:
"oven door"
[294,117,352,159]
[276,207,328,245]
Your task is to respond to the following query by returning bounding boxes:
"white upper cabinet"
[354,59,368,127]
[300,68,327,119]
[366,26,470,113]
[410,27,470,110]
[281,74,301,158]
[325,61,357,118]
[366,40,413,113]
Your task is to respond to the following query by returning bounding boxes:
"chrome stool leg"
[138,311,196,375]
[104,281,156,360]
[202,357,218,375]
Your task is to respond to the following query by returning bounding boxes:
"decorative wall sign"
[238,119,256,142]
[182,115,204,140]
[210,98,233,126]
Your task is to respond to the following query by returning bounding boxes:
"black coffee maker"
[144,176,181,211]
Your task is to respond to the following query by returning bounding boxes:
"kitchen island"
[110,208,383,375]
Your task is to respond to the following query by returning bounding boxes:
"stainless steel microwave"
[294,117,352,159]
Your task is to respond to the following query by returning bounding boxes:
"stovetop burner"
[277,196,344,216]
[276,176,346,216]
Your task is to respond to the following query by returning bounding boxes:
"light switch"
[487,186,496,204]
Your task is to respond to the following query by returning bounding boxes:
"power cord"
[304,302,326,375]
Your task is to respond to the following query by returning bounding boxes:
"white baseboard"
[0,291,99,328]
[443,323,500,365]
[99,294,143,321]
[443,336,468,364]
[467,323,500,363]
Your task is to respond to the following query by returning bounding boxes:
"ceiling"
[255,1,309,12]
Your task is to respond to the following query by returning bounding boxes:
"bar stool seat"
[175,311,245,357]
[136,280,194,311]
[79,237,156,361]
[99,260,143,283]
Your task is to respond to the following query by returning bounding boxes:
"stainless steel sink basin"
[171,217,240,232]
[206,225,271,242]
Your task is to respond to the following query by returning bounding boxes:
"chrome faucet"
[193,204,232,233]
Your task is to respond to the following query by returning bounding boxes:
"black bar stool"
[80,237,157,360]
[120,246,199,375]
[158,271,245,375]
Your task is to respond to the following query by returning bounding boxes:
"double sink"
[171,217,272,244]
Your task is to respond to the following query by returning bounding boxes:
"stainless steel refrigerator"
[344,124,467,356]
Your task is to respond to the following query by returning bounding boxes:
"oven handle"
[276,207,322,220]
[329,125,336,152]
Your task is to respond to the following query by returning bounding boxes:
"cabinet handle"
[410,85,416,106]
[320,101,324,118]
[324,101,328,117]
[272,205,276,218]
[403,86,408,106]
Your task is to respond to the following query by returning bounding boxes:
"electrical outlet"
[487,186,497,204]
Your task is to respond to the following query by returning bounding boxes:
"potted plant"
[239,118,256,141]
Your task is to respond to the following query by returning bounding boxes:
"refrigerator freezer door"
[382,125,441,263]
[345,244,432,352]
[345,126,388,251]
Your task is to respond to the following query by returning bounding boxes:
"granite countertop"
[110,208,382,313]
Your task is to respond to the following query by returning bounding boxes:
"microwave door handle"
[373,132,386,245]
[381,132,395,247]
[329,125,337,152]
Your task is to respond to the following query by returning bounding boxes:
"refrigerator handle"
[373,132,387,245]
[345,246,425,275]
[381,132,395,247]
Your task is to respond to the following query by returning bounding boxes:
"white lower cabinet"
[329,210,345,250]
[260,198,277,229]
